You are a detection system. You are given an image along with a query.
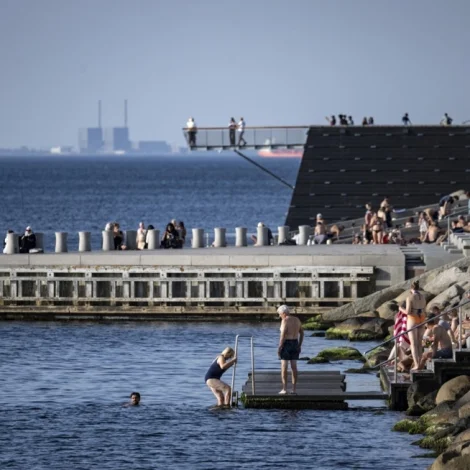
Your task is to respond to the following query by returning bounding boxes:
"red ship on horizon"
[257,149,303,158]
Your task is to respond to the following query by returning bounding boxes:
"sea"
[0,155,434,469]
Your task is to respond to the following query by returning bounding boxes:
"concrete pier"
[0,245,406,320]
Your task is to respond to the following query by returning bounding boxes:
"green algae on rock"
[317,346,365,362]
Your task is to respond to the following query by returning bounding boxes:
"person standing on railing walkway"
[277,305,304,395]
[186,117,197,148]
[405,280,427,371]
[237,117,247,147]
[228,117,237,147]
[402,113,411,126]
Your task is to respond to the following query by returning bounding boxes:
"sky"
[0,0,469,148]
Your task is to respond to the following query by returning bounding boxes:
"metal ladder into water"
[230,335,255,407]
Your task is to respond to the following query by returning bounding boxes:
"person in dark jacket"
[160,223,182,249]
[19,226,36,253]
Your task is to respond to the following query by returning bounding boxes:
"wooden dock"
[241,370,388,409]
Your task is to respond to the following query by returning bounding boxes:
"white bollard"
[192,228,205,248]
[79,231,92,252]
[4,232,16,255]
[35,233,44,251]
[146,229,160,250]
[256,225,269,246]
[298,225,311,246]
[277,226,290,244]
[213,228,227,247]
[102,230,113,251]
[235,227,247,247]
[14,234,20,253]
[125,230,137,250]
[55,232,68,253]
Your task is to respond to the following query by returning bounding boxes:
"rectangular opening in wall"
[190,282,199,298]
[153,283,161,298]
[115,285,123,298]
[92,273,122,278]
[78,282,86,298]
[134,282,149,298]
[247,281,262,298]
[40,282,48,297]
[167,273,197,278]
[21,281,36,297]
[209,281,225,298]
[324,281,339,298]
[129,273,159,278]
[96,282,111,298]
[281,273,311,278]
[171,282,187,298]
[204,273,234,278]
[242,273,273,278]
[16,272,47,277]
[54,273,85,278]
[286,281,299,298]
[343,283,351,299]
[58,281,74,298]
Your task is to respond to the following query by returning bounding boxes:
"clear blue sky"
[0,0,469,148]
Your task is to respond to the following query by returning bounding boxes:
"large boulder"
[455,390,470,409]
[430,441,470,470]
[454,428,470,444]
[427,284,466,310]
[376,301,399,320]
[423,267,469,296]
[436,376,470,405]
[407,379,439,411]
[458,402,470,420]
[322,257,470,322]
[349,329,384,341]
[334,317,391,335]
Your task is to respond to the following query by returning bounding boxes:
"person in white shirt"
[186,117,197,147]
[237,117,247,147]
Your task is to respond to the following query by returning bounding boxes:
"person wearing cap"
[277,305,304,395]
[19,226,36,253]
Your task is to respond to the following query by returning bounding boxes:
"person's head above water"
[130,392,141,406]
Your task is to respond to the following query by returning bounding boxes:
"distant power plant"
[78,100,172,154]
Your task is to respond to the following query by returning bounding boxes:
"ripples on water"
[0,322,434,469]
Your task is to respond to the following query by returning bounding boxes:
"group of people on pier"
[186,116,247,148]
[325,113,455,127]
[390,282,470,374]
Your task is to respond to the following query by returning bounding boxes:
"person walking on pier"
[405,280,426,371]
[277,305,304,395]
[19,226,37,253]
[237,117,247,147]
[402,113,411,126]
[137,222,147,250]
[205,347,237,407]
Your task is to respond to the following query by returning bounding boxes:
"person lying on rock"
[418,314,453,369]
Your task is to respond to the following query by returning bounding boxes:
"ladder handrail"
[231,335,255,407]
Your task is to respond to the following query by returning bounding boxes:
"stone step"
[454,350,470,363]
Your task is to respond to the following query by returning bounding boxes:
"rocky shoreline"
[304,256,470,468]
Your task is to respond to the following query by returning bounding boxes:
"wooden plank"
[245,391,388,400]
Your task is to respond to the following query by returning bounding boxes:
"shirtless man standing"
[419,314,453,369]
[277,305,304,395]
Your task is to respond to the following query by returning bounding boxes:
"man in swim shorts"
[419,314,453,369]
[277,305,304,395]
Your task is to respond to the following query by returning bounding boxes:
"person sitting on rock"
[19,226,36,253]
[418,314,453,369]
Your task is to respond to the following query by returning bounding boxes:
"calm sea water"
[0,154,300,251]
[0,322,433,470]
[0,155,433,469]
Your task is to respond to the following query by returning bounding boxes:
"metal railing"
[364,297,470,383]
[230,335,255,407]
[182,126,309,150]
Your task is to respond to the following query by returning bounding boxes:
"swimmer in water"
[124,392,141,406]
